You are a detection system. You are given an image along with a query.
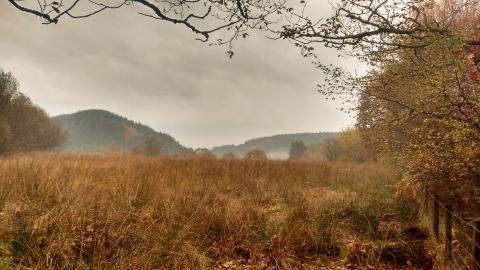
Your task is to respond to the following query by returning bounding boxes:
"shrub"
[243,149,268,161]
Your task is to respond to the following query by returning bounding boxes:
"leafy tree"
[288,140,306,160]
[319,138,340,162]
[357,35,480,197]
[131,143,144,155]
[195,148,216,159]
[0,71,65,154]
[339,1,480,213]
[280,0,480,58]
[222,152,238,160]
[0,118,11,152]
[0,72,17,115]
[243,148,268,161]
[336,129,369,162]
[268,0,480,212]
[309,129,370,162]
[131,138,162,156]
[144,138,162,156]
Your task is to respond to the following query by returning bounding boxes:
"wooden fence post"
[433,195,440,240]
[473,219,480,270]
[444,205,452,266]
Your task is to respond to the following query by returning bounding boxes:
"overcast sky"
[0,1,357,148]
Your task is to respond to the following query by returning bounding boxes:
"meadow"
[0,154,428,269]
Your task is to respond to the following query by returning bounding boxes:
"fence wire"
[427,192,480,234]
[424,190,480,269]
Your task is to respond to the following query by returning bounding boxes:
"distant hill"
[53,109,189,154]
[211,132,340,159]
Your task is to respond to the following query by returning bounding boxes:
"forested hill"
[53,110,189,154]
[211,132,340,159]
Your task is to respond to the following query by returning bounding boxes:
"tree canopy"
[0,71,65,154]
[349,1,480,214]
[288,140,306,160]
[243,148,268,161]
[305,128,370,162]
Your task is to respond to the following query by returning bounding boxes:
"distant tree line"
[300,129,370,163]
[0,71,65,154]
[203,148,268,161]
[177,148,270,161]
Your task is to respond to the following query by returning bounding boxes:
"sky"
[0,1,358,148]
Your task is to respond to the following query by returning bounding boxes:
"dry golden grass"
[0,154,428,269]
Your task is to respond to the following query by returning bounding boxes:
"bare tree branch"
[6,0,287,44]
